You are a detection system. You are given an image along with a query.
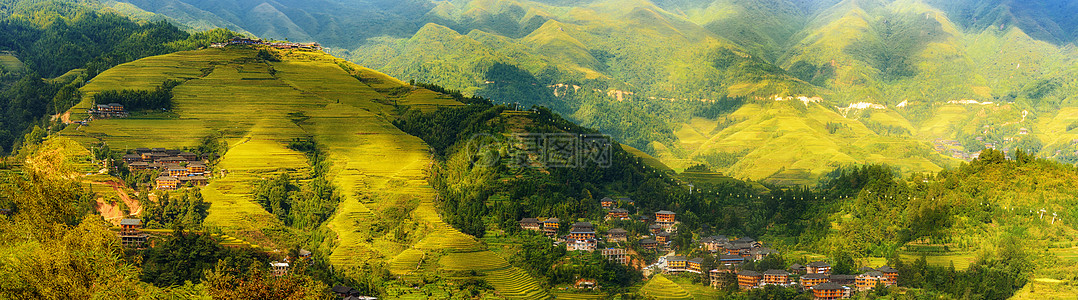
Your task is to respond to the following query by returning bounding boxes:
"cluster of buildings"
[211,37,322,50]
[122,148,211,189]
[88,103,128,119]
[519,196,680,267]
[715,261,898,299]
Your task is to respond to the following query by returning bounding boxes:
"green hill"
[58,46,549,299]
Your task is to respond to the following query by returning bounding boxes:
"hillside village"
[520,196,899,298]
[119,147,213,189]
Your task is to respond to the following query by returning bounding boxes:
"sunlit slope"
[58,47,548,299]
[664,101,954,184]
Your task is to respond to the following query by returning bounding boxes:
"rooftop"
[738,270,761,277]
[808,261,831,267]
[120,218,141,226]
[655,210,675,215]
[763,269,789,275]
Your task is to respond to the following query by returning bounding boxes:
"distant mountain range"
[104,0,1078,183]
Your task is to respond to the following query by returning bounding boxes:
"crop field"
[638,275,692,300]
[666,102,955,184]
[58,47,549,298]
[0,52,25,72]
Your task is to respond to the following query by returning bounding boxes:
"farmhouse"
[718,254,745,268]
[877,265,898,285]
[566,238,597,252]
[655,231,671,244]
[600,197,614,209]
[790,263,807,274]
[270,261,289,276]
[709,270,725,287]
[666,256,687,272]
[639,238,657,250]
[156,176,179,190]
[179,152,198,161]
[618,197,634,206]
[807,261,832,274]
[700,235,729,252]
[178,176,208,186]
[569,222,595,240]
[606,208,629,220]
[601,248,627,265]
[187,162,207,175]
[800,273,829,288]
[829,274,855,285]
[606,228,627,242]
[542,218,560,236]
[574,278,598,289]
[118,218,148,248]
[90,103,127,118]
[159,156,187,165]
[648,224,663,234]
[855,271,886,291]
[737,270,762,289]
[168,167,189,177]
[762,269,791,286]
[129,161,149,170]
[749,247,778,260]
[687,258,704,273]
[123,154,142,163]
[519,218,541,231]
[655,210,676,229]
[811,282,850,300]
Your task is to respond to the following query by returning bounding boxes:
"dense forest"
[0,4,233,155]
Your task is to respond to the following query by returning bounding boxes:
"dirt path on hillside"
[92,181,143,226]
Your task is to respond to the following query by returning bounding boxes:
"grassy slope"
[660,101,955,184]
[59,47,549,299]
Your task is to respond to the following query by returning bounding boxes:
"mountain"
[104,0,1078,184]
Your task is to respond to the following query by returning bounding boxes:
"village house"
[762,269,791,286]
[606,228,627,242]
[811,282,851,300]
[718,254,745,269]
[542,218,560,236]
[807,261,832,274]
[639,238,657,250]
[90,103,127,118]
[724,242,752,257]
[687,258,704,274]
[606,208,629,220]
[648,224,663,234]
[709,270,725,288]
[569,222,595,240]
[733,236,761,248]
[749,247,778,261]
[600,197,614,209]
[129,161,150,170]
[829,274,855,286]
[168,167,189,178]
[156,176,179,190]
[519,218,541,231]
[700,235,729,253]
[601,248,627,265]
[179,151,199,161]
[179,176,208,187]
[635,215,650,223]
[619,197,634,206]
[118,218,148,248]
[159,156,187,165]
[855,271,887,291]
[187,162,207,175]
[123,154,142,163]
[666,256,688,272]
[566,238,597,252]
[800,273,829,289]
[270,261,289,276]
[737,270,762,289]
[877,266,898,285]
[655,231,672,244]
[655,210,676,229]
[790,263,807,274]
[574,278,598,290]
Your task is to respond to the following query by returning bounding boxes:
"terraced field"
[59,47,551,299]
[0,52,25,72]
[638,275,692,300]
